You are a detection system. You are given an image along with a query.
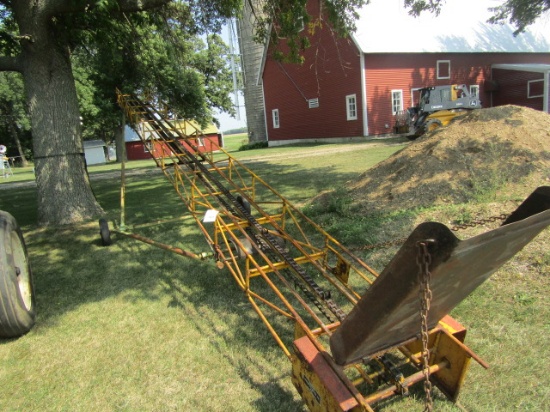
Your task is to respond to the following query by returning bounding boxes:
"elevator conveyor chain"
[137,97,347,322]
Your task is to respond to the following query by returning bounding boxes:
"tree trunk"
[18,15,104,225]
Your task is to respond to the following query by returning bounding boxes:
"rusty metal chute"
[112,90,550,411]
[330,203,550,366]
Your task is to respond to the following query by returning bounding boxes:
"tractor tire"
[425,119,443,133]
[0,211,36,338]
[99,218,112,246]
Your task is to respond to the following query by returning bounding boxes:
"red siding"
[126,141,150,160]
[126,134,221,161]
[492,69,546,111]
[365,53,490,135]
[262,3,364,142]
[364,53,550,135]
[262,16,550,141]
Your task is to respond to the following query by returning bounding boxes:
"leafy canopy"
[68,2,239,139]
[404,0,550,35]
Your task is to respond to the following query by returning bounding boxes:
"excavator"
[395,84,482,139]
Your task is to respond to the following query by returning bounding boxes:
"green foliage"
[256,0,367,64]
[404,0,444,16]
[488,0,550,34]
[0,7,20,56]
[223,127,247,135]
[69,3,238,139]
[404,0,549,34]
[0,72,32,159]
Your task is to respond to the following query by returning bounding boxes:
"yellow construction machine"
[395,84,481,139]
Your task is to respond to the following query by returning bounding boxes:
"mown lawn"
[0,137,548,411]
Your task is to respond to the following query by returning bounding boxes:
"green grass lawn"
[0,138,548,411]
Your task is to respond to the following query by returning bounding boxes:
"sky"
[355,0,550,53]
[214,20,248,133]
[214,90,247,132]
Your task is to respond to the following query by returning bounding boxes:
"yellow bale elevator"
[110,90,550,411]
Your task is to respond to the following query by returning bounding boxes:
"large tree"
[0,0,239,225]
[0,0,173,225]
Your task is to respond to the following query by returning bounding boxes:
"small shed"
[83,140,107,165]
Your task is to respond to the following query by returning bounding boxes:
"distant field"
[222,132,248,152]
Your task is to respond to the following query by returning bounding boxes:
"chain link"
[451,213,508,231]
[349,211,509,410]
[417,241,434,412]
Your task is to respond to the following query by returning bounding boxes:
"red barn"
[125,121,222,161]
[260,0,550,145]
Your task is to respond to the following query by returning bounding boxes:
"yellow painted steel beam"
[248,252,327,277]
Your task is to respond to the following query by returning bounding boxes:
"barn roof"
[492,63,550,73]
[83,139,106,148]
[352,0,550,53]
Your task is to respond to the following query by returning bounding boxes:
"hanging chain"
[417,241,434,412]
[451,213,508,231]
[352,213,509,251]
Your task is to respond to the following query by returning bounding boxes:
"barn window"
[527,79,544,98]
[272,109,280,128]
[346,94,357,120]
[470,85,479,97]
[391,90,404,115]
[437,60,451,79]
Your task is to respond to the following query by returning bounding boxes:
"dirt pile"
[349,105,550,212]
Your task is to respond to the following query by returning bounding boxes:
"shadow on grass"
[21,214,305,408]
[5,157,365,410]
[0,185,38,227]
[0,148,428,410]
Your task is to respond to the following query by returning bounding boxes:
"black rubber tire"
[99,218,112,246]
[425,119,443,133]
[0,211,36,338]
